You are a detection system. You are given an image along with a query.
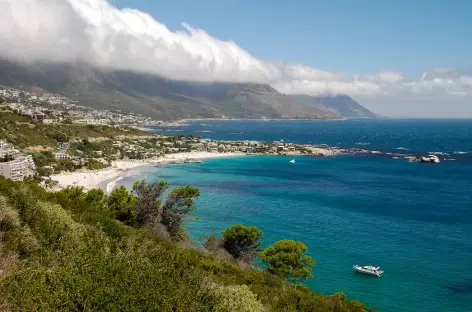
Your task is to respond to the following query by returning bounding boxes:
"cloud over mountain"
[0,0,471,103]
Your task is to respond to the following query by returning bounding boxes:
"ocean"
[117,119,472,312]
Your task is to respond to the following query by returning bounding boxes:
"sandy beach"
[49,152,244,192]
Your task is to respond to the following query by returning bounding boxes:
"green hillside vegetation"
[0,109,156,176]
[0,177,370,311]
[0,110,146,149]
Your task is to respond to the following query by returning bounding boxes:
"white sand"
[49,152,243,191]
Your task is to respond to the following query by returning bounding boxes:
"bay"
[118,119,472,311]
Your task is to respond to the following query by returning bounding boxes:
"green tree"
[160,185,200,240]
[106,186,136,225]
[0,153,14,163]
[46,131,68,143]
[81,188,106,207]
[132,180,169,227]
[222,224,262,260]
[87,159,108,170]
[56,159,77,172]
[131,181,200,240]
[260,240,315,282]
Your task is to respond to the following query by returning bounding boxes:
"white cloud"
[0,0,471,113]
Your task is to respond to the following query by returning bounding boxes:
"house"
[54,153,72,160]
[31,113,46,121]
[58,142,70,150]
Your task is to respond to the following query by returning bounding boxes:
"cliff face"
[0,59,338,121]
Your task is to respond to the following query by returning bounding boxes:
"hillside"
[0,177,370,311]
[0,110,147,149]
[0,59,338,121]
[288,94,377,118]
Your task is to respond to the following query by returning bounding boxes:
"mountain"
[0,59,338,121]
[288,94,377,118]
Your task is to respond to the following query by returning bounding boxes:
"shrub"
[260,240,315,282]
[210,285,264,312]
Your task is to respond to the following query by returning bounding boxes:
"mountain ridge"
[288,94,377,118]
[0,59,372,120]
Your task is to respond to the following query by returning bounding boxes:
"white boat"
[419,155,440,163]
[353,265,383,277]
[289,159,296,164]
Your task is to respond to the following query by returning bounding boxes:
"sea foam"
[106,176,124,193]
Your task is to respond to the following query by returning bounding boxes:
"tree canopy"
[222,224,262,260]
[260,240,315,282]
[160,185,200,239]
[130,181,200,240]
[106,185,137,225]
[132,180,169,227]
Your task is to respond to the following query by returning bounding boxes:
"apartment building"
[0,155,36,181]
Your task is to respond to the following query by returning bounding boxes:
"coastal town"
[0,86,165,127]
[0,85,439,190]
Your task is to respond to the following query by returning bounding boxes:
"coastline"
[173,117,348,124]
[49,152,245,192]
[48,146,420,193]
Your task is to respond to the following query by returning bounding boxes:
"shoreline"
[173,117,348,124]
[48,145,430,193]
[49,152,245,192]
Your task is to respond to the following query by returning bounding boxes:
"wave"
[428,152,449,156]
[106,176,124,193]
[355,142,370,146]
[453,151,468,155]
[394,147,410,151]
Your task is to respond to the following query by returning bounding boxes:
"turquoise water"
[120,120,472,311]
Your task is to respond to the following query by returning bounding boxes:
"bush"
[210,285,264,312]
[0,197,39,276]
[26,202,86,251]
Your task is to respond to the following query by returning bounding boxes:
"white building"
[54,153,72,160]
[0,155,36,181]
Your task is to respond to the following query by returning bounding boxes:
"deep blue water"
[121,119,472,311]
[156,118,472,161]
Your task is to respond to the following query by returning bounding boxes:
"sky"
[0,0,471,117]
[114,0,472,76]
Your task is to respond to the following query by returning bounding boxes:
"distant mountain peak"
[288,94,377,118]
